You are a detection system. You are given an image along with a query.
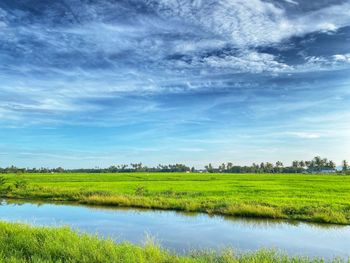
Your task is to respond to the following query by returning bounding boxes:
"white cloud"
[333,54,350,63]
[148,0,350,47]
[2,0,349,80]
[283,0,299,5]
[194,51,291,73]
[288,132,321,139]
[293,53,350,72]
[0,0,349,122]
[148,0,286,47]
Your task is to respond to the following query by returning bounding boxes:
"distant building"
[320,169,336,174]
[308,168,336,174]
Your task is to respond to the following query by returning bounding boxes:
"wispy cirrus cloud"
[0,0,349,167]
[148,0,350,47]
[1,0,350,77]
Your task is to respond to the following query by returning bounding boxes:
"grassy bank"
[1,173,350,224]
[0,221,347,263]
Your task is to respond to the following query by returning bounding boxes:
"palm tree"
[252,163,259,173]
[275,161,283,173]
[205,163,213,173]
[260,163,265,173]
[314,156,322,171]
[227,162,233,171]
[219,163,226,172]
[291,161,299,173]
[292,161,299,168]
[265,162,274,173]
[342,160,348,173]
[328,160,336,170]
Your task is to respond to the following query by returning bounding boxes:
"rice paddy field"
[1,172,350,225]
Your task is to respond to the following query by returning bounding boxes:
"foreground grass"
[0,221,347,263]
[2,173,350,224]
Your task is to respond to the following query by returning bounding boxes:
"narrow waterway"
[1,199,349,259]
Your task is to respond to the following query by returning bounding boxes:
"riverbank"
[0,221,347,263]
[1,173,350,224]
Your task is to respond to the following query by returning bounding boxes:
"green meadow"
[1,173,350,224]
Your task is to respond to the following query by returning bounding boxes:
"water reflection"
[1,199,349,259]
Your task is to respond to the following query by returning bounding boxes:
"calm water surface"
[1,199,349,259]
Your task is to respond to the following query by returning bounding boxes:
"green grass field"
[0,221,347,263]
[2,173,350,224]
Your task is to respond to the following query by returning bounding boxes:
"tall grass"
[0,221,347,263]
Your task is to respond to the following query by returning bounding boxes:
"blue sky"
[0,0,350,168]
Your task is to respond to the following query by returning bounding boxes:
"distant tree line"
[0,163,193,174]
[0,156,349,175]
[205,156,346,174]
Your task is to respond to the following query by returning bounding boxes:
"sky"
[0,0,350,168]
